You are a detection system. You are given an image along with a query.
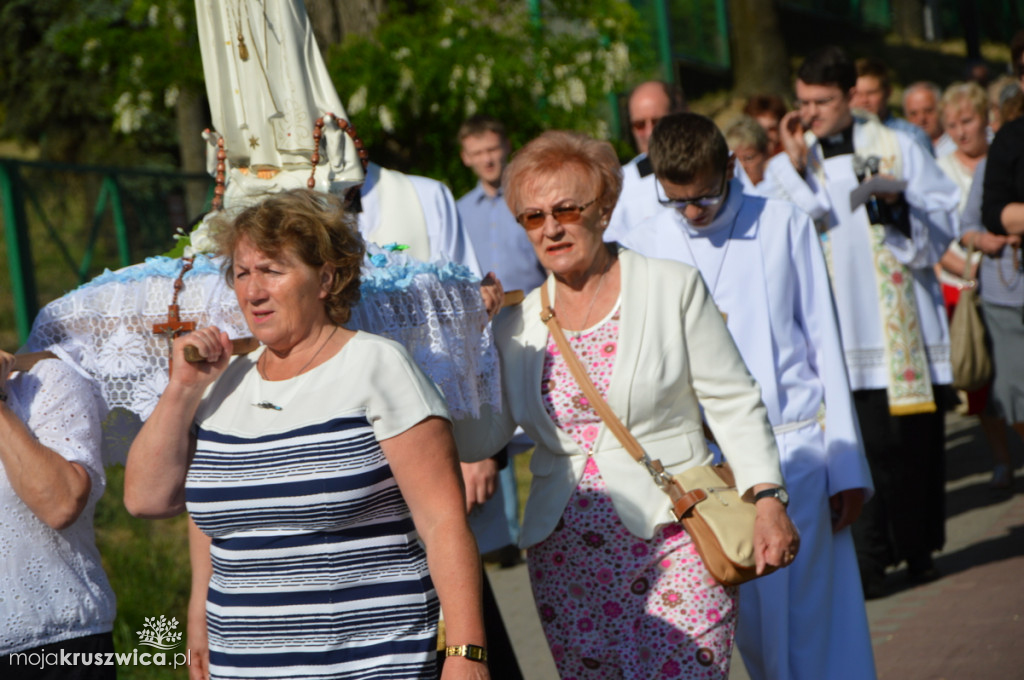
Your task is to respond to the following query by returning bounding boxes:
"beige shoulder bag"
[539,284,775,586]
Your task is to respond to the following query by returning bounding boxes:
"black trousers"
[850,388,946,572]
[2,632,117,680]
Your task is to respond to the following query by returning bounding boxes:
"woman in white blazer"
[465,131,798,679]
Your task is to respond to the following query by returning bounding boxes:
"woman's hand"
[172,326,233,393]
[461,458,499,513]
[830,488,866,533]
[186,598,210,680]
[440,656,491,680]
[479,272,504,321]
[751,490,800,574]
[966,230,1011,257]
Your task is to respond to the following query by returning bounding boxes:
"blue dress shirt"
[457,182,546,293]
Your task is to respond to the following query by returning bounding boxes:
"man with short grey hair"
[604,80,686,243]
[904,81,954,156]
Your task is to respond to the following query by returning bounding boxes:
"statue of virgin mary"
[195,0,364,206]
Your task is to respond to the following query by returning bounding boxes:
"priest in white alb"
[757,46,959,597]
[620,112,877,680]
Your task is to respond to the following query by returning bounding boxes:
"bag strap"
[963,240,978,284]
[539,284,678,494]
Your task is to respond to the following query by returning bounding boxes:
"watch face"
[757,487,789,506]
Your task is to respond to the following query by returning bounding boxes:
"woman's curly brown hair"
[212,189,365,325]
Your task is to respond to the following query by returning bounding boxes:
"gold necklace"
[560,255,613,340]
[254,326,338,409]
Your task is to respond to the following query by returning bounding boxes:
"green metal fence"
[0,159,212,345]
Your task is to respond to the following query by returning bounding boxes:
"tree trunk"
[304,0,384,54]
[175,86,210,218]
[728,0,789,97]
[891,0,924,42]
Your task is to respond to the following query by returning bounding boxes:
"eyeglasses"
[657,174,729,210]
[630,117,662,131]
[516,198,598,230]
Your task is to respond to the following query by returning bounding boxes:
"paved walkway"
[487,413,1024,679]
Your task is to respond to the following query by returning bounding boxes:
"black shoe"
[482,544,523,568]
[860,562,887,600]
[906,556,941,585]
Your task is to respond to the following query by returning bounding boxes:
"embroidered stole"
[809,118,936,415]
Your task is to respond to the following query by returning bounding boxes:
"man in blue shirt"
[853,57,935,155]
[456,115,546,295]
[456,114,543,569]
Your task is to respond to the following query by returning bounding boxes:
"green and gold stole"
[812,117,936,415]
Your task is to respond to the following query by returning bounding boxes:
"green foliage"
[327,0,652,195]
[0,0,202,164]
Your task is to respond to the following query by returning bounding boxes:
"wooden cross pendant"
[153,304,196,374]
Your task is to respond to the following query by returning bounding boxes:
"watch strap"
[445,644,488,662]
[754,487,787,504]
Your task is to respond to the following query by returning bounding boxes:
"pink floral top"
[541,305,621,454]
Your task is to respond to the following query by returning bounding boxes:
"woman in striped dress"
[125,189,490,680]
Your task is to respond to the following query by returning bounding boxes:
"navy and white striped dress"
[186,332,450,680]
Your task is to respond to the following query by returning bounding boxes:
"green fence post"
[0,161,39,344]
[79,178,111,283]
[654,0,674,83]
[106,175,131,268]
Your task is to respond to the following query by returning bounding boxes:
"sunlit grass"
[94,466,191,679]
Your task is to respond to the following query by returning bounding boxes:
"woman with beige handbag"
[459,130,798,679]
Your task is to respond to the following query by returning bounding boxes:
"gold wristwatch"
[445,644,488,662]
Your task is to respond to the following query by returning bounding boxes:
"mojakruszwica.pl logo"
[9,615,192,670]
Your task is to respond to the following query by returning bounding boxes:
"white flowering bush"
[327,0,650,194]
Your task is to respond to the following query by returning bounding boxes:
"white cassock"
[605,154,674,244]
[359,163,482,277]
[620,182,877,680]
[758,120,958,391]
[358,162,515,552]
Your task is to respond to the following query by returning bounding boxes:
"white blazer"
[460,249,783,548]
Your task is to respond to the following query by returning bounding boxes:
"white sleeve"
[761,152,832,221]
[21,359,106,500]
[883,134,959,268]
[362,340,452,441]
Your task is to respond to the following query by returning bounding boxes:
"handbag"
[538,285,775,586]
[949,243,992,392]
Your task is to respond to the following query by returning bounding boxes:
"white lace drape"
[24,248,500,464]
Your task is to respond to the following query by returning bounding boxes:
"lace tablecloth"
[24,246,500,464]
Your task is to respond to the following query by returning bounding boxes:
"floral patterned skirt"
[527,458,736,679]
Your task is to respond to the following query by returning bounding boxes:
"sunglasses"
[630,117,662,131]
[516,198,598,230]
[656,174,729,210]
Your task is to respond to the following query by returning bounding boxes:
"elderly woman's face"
[516,171,607,280]
[232,236,334,351]
[944,103,987,158]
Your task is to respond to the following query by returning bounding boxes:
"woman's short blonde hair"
[724,116,769,155]
[213,189,365,325]
[941,81,988,124]
[502,130,622,218]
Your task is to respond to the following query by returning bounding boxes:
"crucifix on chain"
[152,258,196,375]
